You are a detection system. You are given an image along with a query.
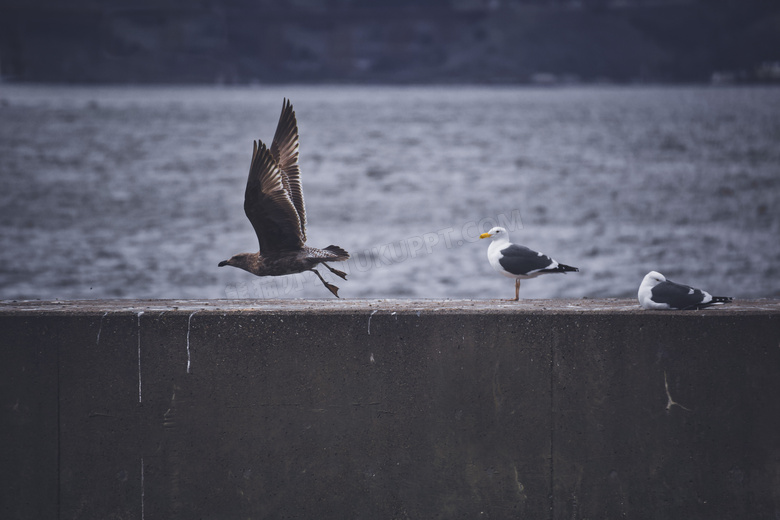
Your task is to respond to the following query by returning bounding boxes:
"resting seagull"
[638,271,733,310]
[479,226,579,301]
[219,99,349,298]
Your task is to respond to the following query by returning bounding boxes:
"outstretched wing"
[269,98,306,242]
[244,140,305,253]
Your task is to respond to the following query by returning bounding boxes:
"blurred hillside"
[1,0,778,83]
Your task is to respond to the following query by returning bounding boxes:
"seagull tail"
[691,295,733,309]
[324,245,350,261]
[556,263,579,274]
[710,296,733,305]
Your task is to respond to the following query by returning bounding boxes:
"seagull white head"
[479,226,509,241]
[641,271,666,288]
[638,271,666,308]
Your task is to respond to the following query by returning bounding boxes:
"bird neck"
[236,253,264,275]
[489,236,510,250]
[637,280,655,300]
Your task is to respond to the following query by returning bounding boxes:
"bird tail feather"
[556,263,579,273]
[691,296,733,309]
[324,245,350,260]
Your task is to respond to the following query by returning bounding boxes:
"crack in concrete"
[137,311,144,403]
[95,311,108,346]
[664,371,691,412]
[186,311,198,374]
[367,309,378,335]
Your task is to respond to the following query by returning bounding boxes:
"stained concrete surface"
[2,297,779,315]
[1,299,779,519]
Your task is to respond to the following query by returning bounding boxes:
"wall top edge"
[1,298,778,316]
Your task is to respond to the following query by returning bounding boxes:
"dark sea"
[1,84,778,301]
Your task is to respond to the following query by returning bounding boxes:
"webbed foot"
[323,262,348,280]
[311,269,342,298]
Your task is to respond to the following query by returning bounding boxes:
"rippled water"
[1,84,778,300]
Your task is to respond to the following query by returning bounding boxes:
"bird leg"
[322,262,348,280]
[508,279,520,301]
[311,269,340,298]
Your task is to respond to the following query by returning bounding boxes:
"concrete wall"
[2,299,779,519]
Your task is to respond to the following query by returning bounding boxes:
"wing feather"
[269,99,307,242]
[651,280,705,310]
[244,140,304,253]
[498,244,555,276]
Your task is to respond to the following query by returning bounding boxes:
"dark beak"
[218,260,228,267]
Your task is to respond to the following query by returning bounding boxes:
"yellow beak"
[479,233,492,239]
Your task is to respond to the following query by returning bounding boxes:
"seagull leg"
[311,269,340,298]
[322,262,348,280]
[503,279,521,301]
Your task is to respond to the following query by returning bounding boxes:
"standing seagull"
[638,271,732,310]
[219,99,349,298]
[479,226,579,301]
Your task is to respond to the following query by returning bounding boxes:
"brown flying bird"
[219,99,349,297]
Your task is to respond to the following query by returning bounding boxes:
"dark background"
[1,0,778,84]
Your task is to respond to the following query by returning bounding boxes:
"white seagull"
[479,226,579,301]
[638,271,733,310]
